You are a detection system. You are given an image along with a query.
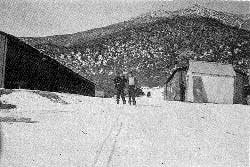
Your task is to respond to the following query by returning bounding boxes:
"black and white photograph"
[0,0,249,166]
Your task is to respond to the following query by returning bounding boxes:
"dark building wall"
[0,33,95,96]
[165,69,187,101]
[233,72,248,104]
[0,34,7,88]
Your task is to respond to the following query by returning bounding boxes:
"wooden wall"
[165,70,187,101]
[234,72,248,104]
[0,34,7,88]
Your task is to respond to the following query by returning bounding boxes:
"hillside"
[20,4,250,47]
[19,5,250,96]
[0,89,249,166]
[134,4,247,28]
[241,14,250,30]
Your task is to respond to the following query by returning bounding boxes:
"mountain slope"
[135,4,248,29]
[241,14,250,30]
[19,5,250,96]
[20,4,250,48]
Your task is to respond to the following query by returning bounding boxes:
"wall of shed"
[186,73,235,104]
[165,70,187,101]
[1,35,95,96]
[201,75,234,104]
[0,34,7,88]
[234,73,248,104]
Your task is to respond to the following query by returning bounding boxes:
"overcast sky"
[0,0,249,37]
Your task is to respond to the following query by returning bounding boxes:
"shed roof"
[165,67,188,84]
[0,31,95,85]
[188,61,236,77]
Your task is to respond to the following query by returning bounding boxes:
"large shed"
[164,61,248,104]
[0,31,95,96]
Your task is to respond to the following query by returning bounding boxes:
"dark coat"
[114,76,127,89]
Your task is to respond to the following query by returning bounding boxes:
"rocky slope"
[135,4,249,29]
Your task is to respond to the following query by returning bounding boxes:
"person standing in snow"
[147,91,151,97]
[128,71,138,105]
[114,71,127,104]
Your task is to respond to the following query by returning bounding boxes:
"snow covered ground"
[0,88,249,167]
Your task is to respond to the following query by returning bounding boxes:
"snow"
[0,89,249,167]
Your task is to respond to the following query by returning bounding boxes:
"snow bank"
[0,89,249,167]
[0,90,96,112]
[1,90,57,109]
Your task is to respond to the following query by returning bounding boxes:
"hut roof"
[0,31,95,85]
[165,67,188,84]
[188,60,236,77]
[165,61,248,85]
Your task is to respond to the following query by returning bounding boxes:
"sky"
[0,0,249,37]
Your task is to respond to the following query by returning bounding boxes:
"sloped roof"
[165,67,188,84]
[0,31,95,85]
[188,61,236,77]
